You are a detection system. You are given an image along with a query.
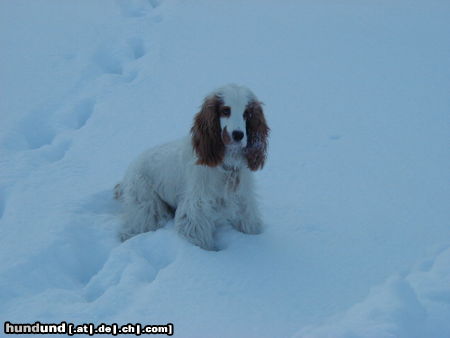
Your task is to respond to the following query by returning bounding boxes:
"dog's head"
[191,84,269,171]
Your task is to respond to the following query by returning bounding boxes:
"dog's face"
[191,84,269,171]
[218,91,248,148]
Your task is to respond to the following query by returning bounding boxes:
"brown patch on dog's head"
[191,95,225,167]
[244,101,270,171]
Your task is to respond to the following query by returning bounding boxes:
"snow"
[298,246,450,338]
[1,0,449,337]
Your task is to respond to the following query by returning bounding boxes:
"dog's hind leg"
[119,186,174,242]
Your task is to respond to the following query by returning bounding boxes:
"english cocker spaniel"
[115,84,269,250]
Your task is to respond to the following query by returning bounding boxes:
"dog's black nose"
[232,130,244,142]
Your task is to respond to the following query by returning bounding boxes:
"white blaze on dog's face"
[217,85,256,148]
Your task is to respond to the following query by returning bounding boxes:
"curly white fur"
[116,84,268,250]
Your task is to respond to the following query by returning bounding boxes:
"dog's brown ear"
[191,95,225,167]
[244,101,269,171]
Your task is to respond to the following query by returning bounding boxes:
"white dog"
[115,84,269,250]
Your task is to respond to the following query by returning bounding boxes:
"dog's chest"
[222,168,241,192]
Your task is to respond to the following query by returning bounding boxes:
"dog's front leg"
[175,199,217,250]
[231,193,263,235]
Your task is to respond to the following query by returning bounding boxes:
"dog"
[115,84,269,250]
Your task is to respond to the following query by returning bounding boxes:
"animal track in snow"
[41,139,71,162]
[69,98,95,130]
[18,111,56,150]
[128,37,146,60]
[92,38,147,83]
[93,48,124,75]
[13,97,95,153]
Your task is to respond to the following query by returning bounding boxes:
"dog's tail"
[114,183,123,200]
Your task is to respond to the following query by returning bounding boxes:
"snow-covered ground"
[1,1,449,337]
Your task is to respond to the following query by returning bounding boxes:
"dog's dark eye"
[221,106,231,117]
[243,109,250,120]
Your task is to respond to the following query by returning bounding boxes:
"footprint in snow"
[92,38,147,83]
[60,98,96,130]
[16,109,57,150]
[40,139,71,162]
[127,37,146,60]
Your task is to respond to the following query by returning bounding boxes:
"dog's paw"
[181,232,217,251]
[234,219,263,235]
[175,215,216,251]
